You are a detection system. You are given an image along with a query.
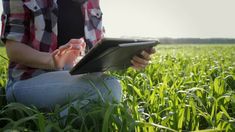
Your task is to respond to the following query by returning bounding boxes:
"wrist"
[49,55,56,70]
[44,53,56,70]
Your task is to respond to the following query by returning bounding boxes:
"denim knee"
[100,74,122,103]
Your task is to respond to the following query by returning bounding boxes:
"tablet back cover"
[70,38,159,75]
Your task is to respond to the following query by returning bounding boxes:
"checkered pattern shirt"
[1,0,104,83]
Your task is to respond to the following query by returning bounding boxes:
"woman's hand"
[131,47,156,70]
[50,38,86,70]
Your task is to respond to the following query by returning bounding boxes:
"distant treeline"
[159,38,235,44]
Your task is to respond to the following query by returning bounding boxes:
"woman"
[1,0,154,111]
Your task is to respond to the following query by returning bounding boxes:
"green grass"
[0,44,235,131]
[0,47,7,90]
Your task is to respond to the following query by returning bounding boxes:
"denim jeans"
[6,71,122,111]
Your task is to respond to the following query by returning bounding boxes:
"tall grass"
[0,44,235,131]
[0,47,7,107]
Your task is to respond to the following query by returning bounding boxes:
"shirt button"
[96,13,102,18]
[34,6,38,10]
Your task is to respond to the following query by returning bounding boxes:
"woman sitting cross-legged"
[1,0,155,118]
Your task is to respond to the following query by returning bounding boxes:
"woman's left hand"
[131,47,156,70]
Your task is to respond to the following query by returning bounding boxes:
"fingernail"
[80,38,85,43]
[75,45,81,49]
[141,51,145,55]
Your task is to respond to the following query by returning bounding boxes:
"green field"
[0,44,235,131]
[0,47,7,91]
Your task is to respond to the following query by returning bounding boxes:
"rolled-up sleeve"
[1,0,30,44]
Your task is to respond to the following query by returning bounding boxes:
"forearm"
[5,40,54,70]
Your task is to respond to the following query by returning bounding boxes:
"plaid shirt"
[1,0,104,84]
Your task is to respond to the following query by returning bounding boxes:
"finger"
[131,60,146,69]
[58,45,71,54]
[70,44,82,50]
[69,38,84,44]
[62,45,77,55]
[131,59,147,68]
[58,38,86,56]
[59,39,81,51]
[68,38,86,50]
[131,60,141,70]
[149,47,156,54]
[133,56,149,65]
[66,49,81,57]
[52,49,60,57]
[145,47,156,54]
[140,51,151,60]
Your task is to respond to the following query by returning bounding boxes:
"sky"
[0,0,235,38]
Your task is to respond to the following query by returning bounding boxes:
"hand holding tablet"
[131,47,156,70]
[70,38,160,75]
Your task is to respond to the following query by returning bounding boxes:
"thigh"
[6,71,122,110]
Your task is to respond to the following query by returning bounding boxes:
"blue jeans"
[6,71,122,111]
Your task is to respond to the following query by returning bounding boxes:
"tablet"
[69,38,160,75]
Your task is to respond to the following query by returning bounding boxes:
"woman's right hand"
[50,38,86,70]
